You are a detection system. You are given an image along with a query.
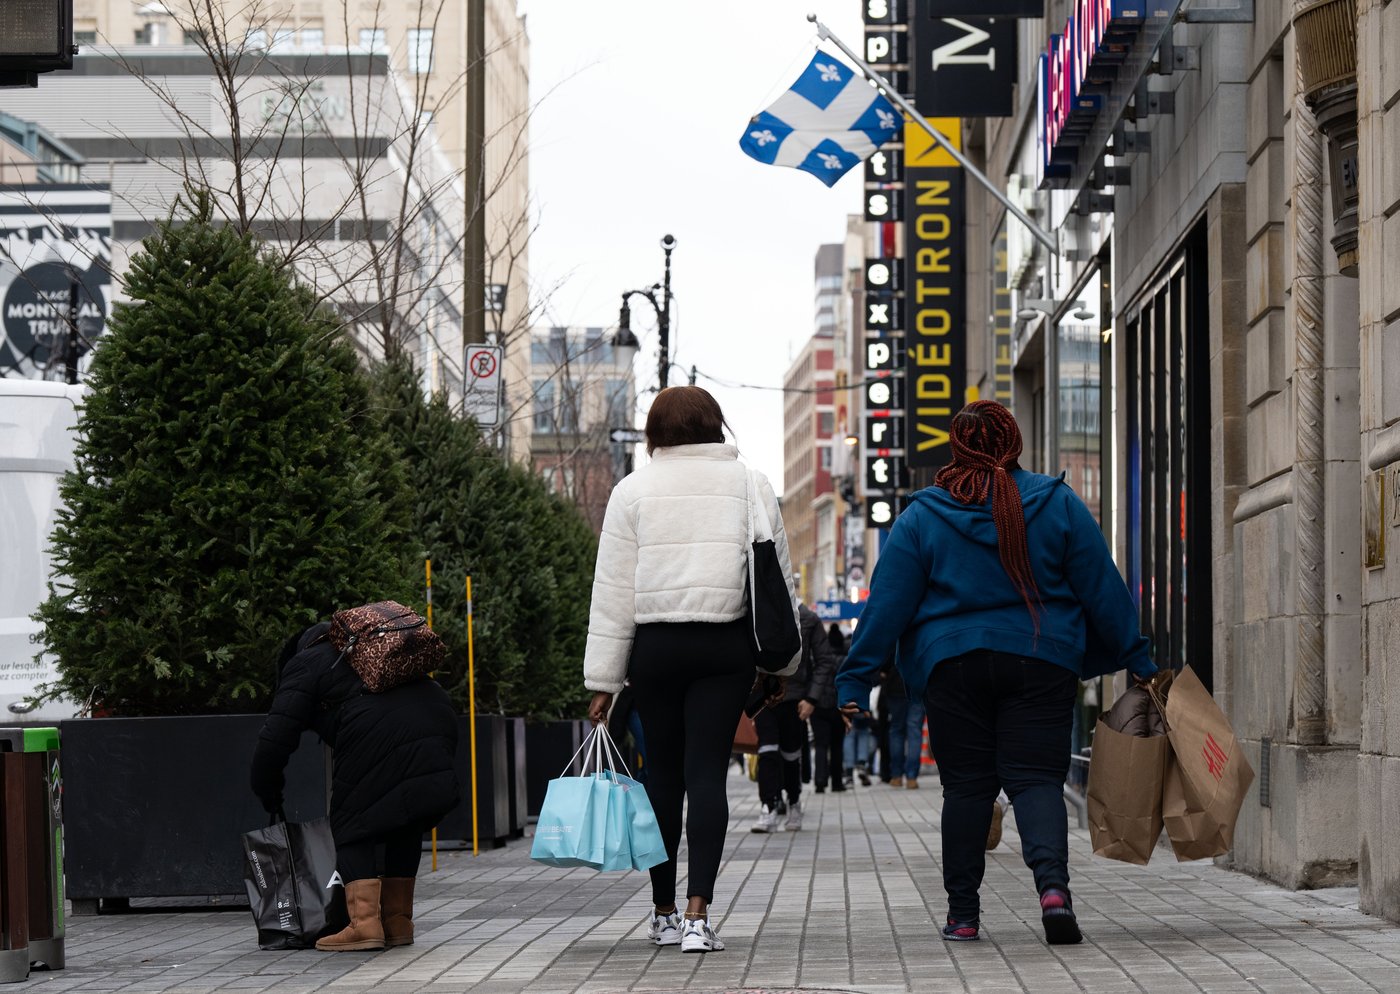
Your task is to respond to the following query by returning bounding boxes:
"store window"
[1124,223,1212,689]
[1054,265,1108,524]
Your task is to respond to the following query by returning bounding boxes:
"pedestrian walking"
[250,622,459,952]
[582,386,799,955]
[881,656,926,788]
[807,623,849,793]
[836,401,1157,946]
[751,601,836,830]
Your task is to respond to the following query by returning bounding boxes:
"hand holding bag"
[530,725,666,872]
[1085,675,1172,865]
[745,469,801,673]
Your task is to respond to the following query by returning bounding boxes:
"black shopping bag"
[241,816,347,949]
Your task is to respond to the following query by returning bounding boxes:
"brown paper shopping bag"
[1086,683,1171,864]
[1155,665,1255,861]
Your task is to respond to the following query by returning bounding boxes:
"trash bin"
[0,727,65,984]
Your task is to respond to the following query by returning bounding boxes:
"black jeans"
[628,619,755,906]
[810,707,846,790]
[755,699,804,809]
[924,650,1077,921]
[337,824,425,882]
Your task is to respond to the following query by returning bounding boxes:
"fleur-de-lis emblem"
[750,129,777,146]
[876,107,896,129]
[818,152,844,170]
[816,61,842,83]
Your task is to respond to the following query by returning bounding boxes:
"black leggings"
[628,619,755,906]
[337,824,424,882]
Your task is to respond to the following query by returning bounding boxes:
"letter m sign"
[912,5,1017,117]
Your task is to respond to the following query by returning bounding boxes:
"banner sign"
[992,225,1013,404]
[1037,0,1179,188]
[912,6,1018,117]
[866,454,907,491]
[864,292,904,334]
[864,187,902,222]
[865,258,902,294]
[902,119,965,469]
[0,185,112,379]
[865,147,903,186]
[864,27,909,68]
[815,599,865,621]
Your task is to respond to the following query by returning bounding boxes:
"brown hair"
[644,386,727,454]
[933,400,1042,631]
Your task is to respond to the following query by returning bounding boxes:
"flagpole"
[806,14,1060,257]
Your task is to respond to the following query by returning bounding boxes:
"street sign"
[609,427,646,444]
[463,344,502,427]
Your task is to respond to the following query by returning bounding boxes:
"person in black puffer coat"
[250,621,459,952]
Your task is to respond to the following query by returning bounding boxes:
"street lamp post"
[617,234,676,392]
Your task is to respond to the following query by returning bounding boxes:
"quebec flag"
[739,51,901,188]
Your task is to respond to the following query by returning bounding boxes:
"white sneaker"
[680,916,725,953]
[750,805,778,833]
[784,800,803,832]
[647,909,681,946]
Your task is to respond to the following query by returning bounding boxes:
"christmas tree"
[36,193,415,715]
[374,358,596,718]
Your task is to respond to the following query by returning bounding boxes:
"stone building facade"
[947,0,1396,916]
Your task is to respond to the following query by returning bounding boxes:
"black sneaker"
[1040,888,1082,945]
[941,917,980,941]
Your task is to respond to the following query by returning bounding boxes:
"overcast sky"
[516,1,866,493]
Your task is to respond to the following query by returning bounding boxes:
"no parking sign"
[464,344,502,426]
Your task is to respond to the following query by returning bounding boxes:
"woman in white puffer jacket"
[584,386,798,954]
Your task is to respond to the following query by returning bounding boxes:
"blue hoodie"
[835,470,1155,712]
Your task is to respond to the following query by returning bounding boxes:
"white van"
[0,379,84,722]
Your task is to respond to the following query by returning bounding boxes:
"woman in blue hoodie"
[836,400,1156,946]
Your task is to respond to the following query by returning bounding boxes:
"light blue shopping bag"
[530,725,667,873]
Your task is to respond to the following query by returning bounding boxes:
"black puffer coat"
[250,622,460,845]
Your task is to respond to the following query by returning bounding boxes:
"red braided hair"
[933,401,1042,632]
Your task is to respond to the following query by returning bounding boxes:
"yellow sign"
[903,116,962,168]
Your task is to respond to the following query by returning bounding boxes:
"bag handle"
[594,723,635,781]
[561,725,601,777]
[1142,672,1174,732]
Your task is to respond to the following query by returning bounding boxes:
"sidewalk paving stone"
[17,766,1400,993]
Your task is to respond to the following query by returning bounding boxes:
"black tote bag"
[745,469,801,672]
[242,816,347,949]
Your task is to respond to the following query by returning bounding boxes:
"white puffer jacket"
[582,442,799,693]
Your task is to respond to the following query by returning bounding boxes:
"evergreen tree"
[374,359,596,719]
[37,193,415,715]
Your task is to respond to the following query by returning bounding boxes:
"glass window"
[408,28,433,73]
[182,29,205,46]
[74,30,97,45]
[358,28,387,52]
[819,446,833,470]
[270,29,294,52]
[300,28,324,51]
[557,383,580,433]
[246,29,268,50]
[817,412,834,436]
[533,379,555,434]
[604,378,629,426]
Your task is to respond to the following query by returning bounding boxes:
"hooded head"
[933,401,1042,632]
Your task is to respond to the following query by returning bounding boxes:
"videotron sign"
[902,117,965,469]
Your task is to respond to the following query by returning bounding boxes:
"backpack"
[323,600,445,693]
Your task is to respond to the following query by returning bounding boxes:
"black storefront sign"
[866,415,905,450]
[864,335,904,373]
[864,188,903,222]
[866,147,903,185]
[865,258,902,294]
[864,27,909,68]
[866,454,907,491]
[912,7,1017,118]
[903,165,966,469]
[862,0,906,24]
[864,293,904,334]
[866,493,911,529]
[920,0,1041,14]
[864,373,904,413]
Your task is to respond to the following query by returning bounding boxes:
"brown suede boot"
[315,878,385,951]
[380,877,416,947]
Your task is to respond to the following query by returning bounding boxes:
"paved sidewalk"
[21,767,1400,993]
